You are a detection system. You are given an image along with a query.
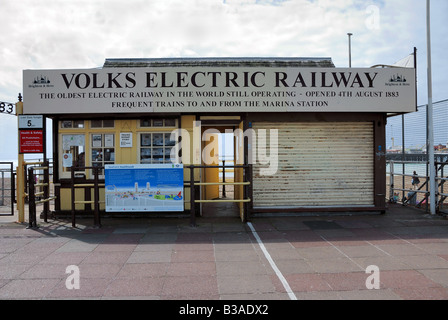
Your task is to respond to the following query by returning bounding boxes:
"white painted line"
[247,222,297,300]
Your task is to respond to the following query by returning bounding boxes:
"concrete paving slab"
[0,203,447,301]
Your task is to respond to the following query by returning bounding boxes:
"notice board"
[104,164,184,212]
[19,130,44,153]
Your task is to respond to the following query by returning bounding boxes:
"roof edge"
[103,57,335,68]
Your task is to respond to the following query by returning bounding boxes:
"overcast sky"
[0,0,447,160]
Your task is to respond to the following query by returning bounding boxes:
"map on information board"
[105,164,184,212]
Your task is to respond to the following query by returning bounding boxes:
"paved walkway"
[0,204,448,300]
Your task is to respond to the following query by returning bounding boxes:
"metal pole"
[347,33,353,68]
[190,166,196,227]
[43,160,49,222]
[16,96,25,223]
[402,114,405,202]
[27,168,36,229]
[94,167,101,227]
[71,167,76,227]
[427,0,436,215]
[222,160,226,198]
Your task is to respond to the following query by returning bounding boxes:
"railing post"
[93,166,101,228]
[71,167,76,228]
[27,167,37,229]
[190,165,196,227]
[441,164,445,210]
[389,161,395,202]
[243,165,248,222]
[222,160,226,198]
[43,160,50,222]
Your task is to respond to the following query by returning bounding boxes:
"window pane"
[104,149,114,161]
[164,133,175,146]
[61,134,86,174]
[141,134,152,146]
[91,120,102,128]
[104,134,114,147]
[92,149,103,162]
[141,148,151,163]
[153,133,164,146]
[165,119,176,127]
[73,121,84,128]
[153,148,163,161]
[153,119,163,127]
[61,121,72,128]
[103,120,114,127]
[164,147,173,163]
[92,134,102,147]
[140,119,151,127]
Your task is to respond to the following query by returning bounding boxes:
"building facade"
[22,58,417,221]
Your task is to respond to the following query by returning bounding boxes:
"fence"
[386,99,448,214]
[26,160,56,228]
[188,164,252,226]
[0,162,15,216]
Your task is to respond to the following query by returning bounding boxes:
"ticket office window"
[139,118,178,164]
[61,134,86,178]
[91,133,115,175]
[90,119,114,128]
[140,132,177,164]
[60,120,85,129]
[140,118,176,128]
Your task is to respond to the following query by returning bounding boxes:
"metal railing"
[187,164,252,226]
[387,160,448,213]
[26,160,56,229]
[70,166,104,228]
[0,162,15,216]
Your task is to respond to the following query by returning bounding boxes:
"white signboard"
[18,115,44,129]
[120,133,132,148]
[23,67,416,114]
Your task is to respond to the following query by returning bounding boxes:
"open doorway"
[201,126,239,218]
[218,132,235,201]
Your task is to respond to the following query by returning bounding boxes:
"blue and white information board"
[105,164,184,212]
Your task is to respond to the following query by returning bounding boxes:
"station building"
[22,57,417,222]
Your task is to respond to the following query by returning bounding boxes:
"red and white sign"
[19,130,43,153]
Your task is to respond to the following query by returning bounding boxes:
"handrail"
[26,160,55,229]
[70,166,103,228]
[187,164,252,226]
[0,162,15,217]
[387,160,447,212]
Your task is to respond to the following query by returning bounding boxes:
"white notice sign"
[23,67,417,114]
[120,133,132,148]
[18,115,44,129]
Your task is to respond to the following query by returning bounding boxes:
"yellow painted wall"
[58,119,179,211]
[60,188,86,211]
[181,115,196,210]
[203,131,220,200]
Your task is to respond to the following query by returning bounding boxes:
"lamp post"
[426,0,436,215]
[347,33,353,68]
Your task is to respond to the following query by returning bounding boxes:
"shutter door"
[252,122,374,208]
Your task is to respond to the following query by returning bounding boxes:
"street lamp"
[426,0,436,215]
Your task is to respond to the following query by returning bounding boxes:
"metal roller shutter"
[252,122,374,209]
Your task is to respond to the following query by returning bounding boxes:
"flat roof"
[103,57,335,68]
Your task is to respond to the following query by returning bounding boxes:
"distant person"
[411,171,420,190]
